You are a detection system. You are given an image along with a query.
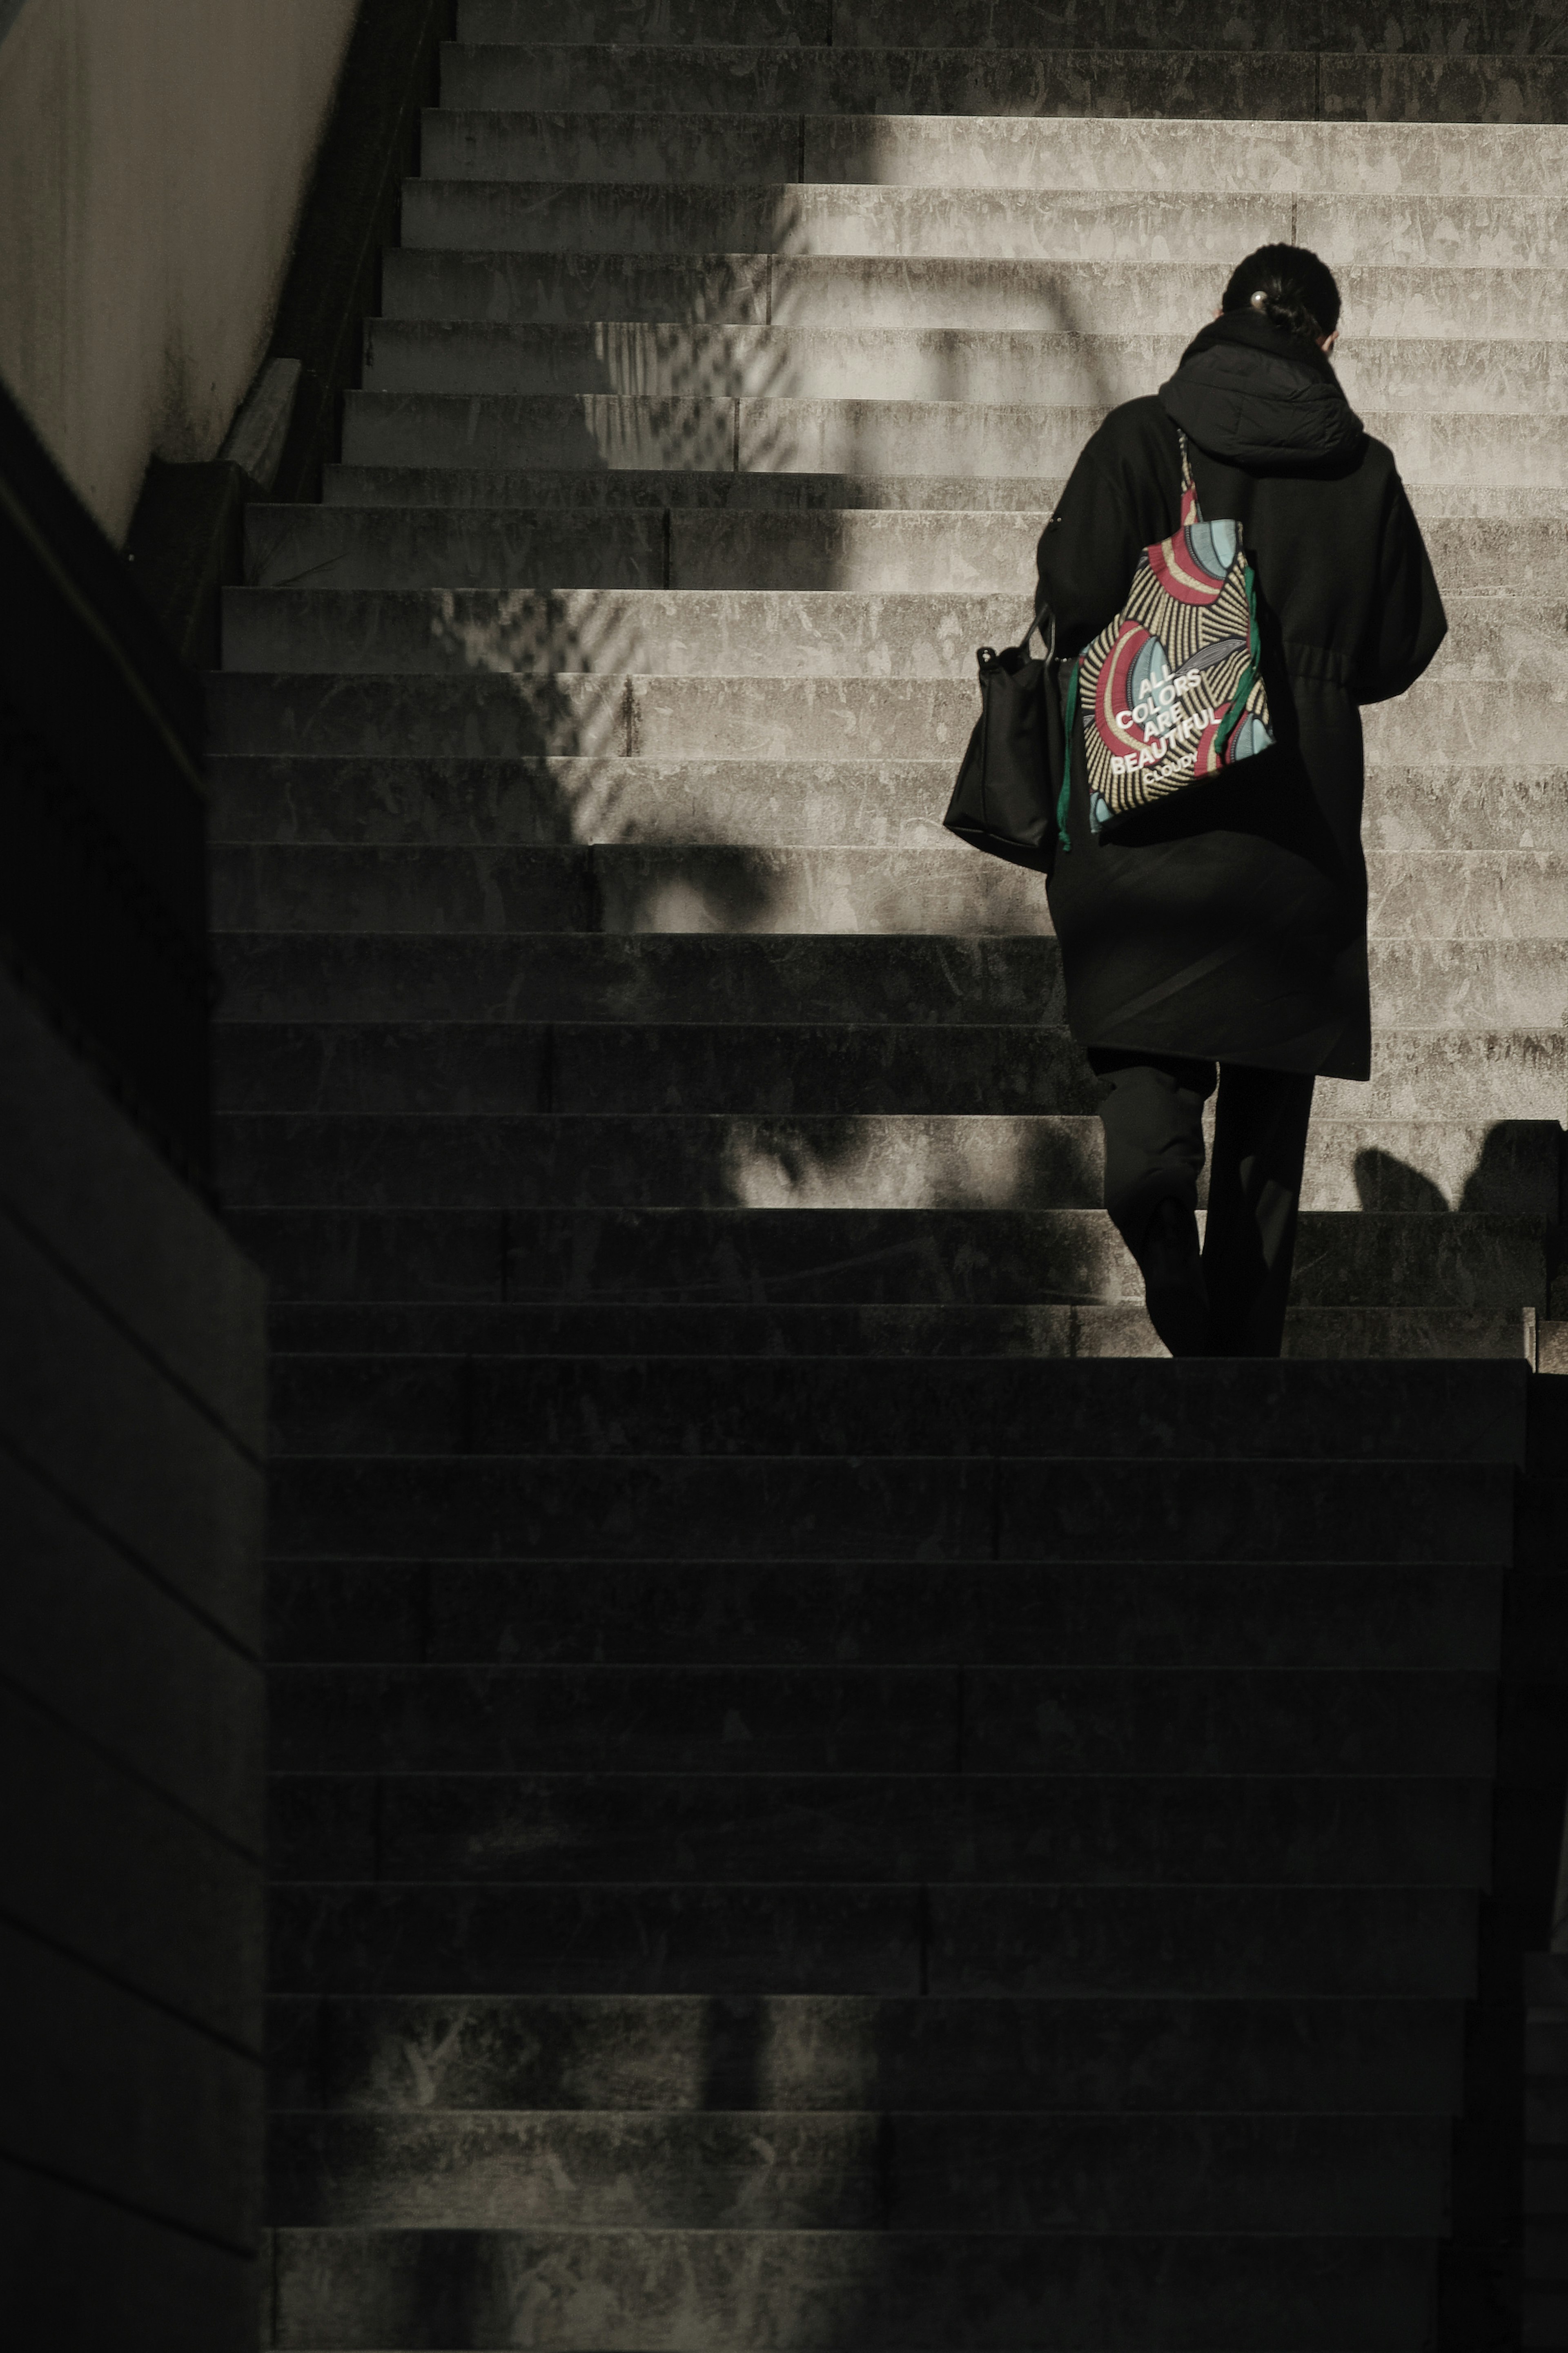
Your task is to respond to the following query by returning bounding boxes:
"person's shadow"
[1353,1121,1562,1218]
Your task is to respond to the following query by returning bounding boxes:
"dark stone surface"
[446,40,1568,122]
[267,1988,1466,2113]
[266,1660,1497,1773]
[269,2218,1436,2347]
[268,1765,1492,1885]
[267,2103,1452,2230]
[265,1449,1515,1562]
[269,1554,1504,1669]
[263,1352,1530,1462]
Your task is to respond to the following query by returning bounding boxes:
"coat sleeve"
[1354,468,1448,705]
[1034,413,1158,658]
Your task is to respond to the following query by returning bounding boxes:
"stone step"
[239,504,1568,599]
[452,0,1568,50]
[269,2214,1445,2346]
[265,1988,1467,2112]
[261,1295,1542,1364]
[210,930,1566,1033]
[261,1351,1530,1460]
[209,1018,1568,1125]
[361,319,1568,417]
[266,1553,1503,1670]
[268,1769,1492,1891]
[216,1111,1564,1216]
[441,39,1568,127]
[219,586,1559,694]
[270,1666,1495,1769]
[211,839,1056,938]
[207,667,1568,766]
[319,459,1568,520]
[417,108,1568,195]
[336,388,1568,484]
[269,1876,1480,1998]
[266,1442,1517,1563]
[229,1203,1554,1311]
[267,2100,1456,2230]
[205,749,1568,856]
[208,842,1568,947]
[401,177,1568,276]
[383,246,1568,346]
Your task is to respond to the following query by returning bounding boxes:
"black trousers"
[1089,1050,1316,1358]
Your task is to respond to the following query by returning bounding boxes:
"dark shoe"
[1137,1196,1210,1358]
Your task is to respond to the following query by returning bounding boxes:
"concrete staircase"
[213,2,1568,2344]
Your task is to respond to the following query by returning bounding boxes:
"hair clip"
[1250,288,1269,310]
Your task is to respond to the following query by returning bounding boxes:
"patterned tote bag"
[1061,432,1274,843]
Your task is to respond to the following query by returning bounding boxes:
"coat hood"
[1158,310,1364,471]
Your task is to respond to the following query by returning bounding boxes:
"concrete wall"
[0,0,360,539]
[0,968,268,2341]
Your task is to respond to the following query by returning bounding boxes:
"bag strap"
[1025,605,1056,661]
[1177,428,1200,526]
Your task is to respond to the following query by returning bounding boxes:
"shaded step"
[381,244,1568,348]
[210,928,1564,1031]
[316,455,1568,519]
[266,2101,1453,2230]
[454,0,1568,50]
[441,40,1568,128]
[209,840,1051,939]
[265,1449,1516,1562]
[266,1552,1503,1671]
[208,668,1568,766]
[261,1350,1530,1462]
[258,1292,1541,1361]
[268,1768,1493,1886]
[216,1109,1563,1216]
[265,1988,1467,2113]
[220,1110,1109,1209]
[267,1666,1495,1769]
[208,839,1568,944]
[323,459,1069,509]
[270,2214,1441,2347]
[418,108,1568,195]
[401,178,1568,277]
[208,1017,1568,1124]
[338,389,1568,486]
[269,1876,1479,1996]
[228,1201,1553,1310]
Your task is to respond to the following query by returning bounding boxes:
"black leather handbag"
[942,609,1068,875]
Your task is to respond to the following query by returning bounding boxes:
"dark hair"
[1222,243,1341,346]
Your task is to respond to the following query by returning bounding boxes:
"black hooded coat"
[1038,309,1448,1080]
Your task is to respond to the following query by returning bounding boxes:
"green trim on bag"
[1057,659,1079,854]
[1212,561,1262,768]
